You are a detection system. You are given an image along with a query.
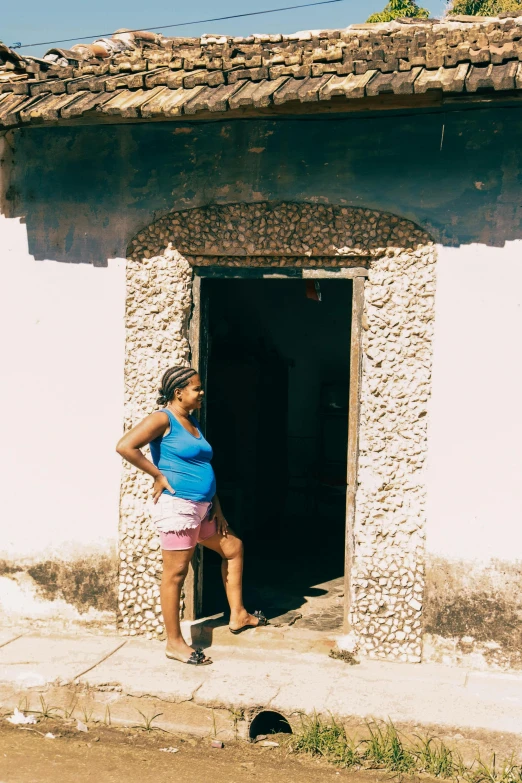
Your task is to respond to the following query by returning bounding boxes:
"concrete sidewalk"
[1,626,522,755]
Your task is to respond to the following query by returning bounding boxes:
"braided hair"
[157,366,197,406]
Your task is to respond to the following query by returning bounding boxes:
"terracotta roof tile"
[3,15,522,127]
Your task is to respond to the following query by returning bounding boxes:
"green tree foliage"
[366,0,430,23]
[448,0,522,13]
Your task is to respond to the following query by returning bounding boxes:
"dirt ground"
[0,717,426,783]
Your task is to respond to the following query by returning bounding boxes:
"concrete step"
[185,615,338,655]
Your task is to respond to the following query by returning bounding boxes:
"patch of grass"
[465,755,522,783]
[292,714,360,768]
[63,698,78,719]
[362,721,416,773]
[229,708,244,741]
[291,716,522,781]
[17,696,30,714]
[79,706,94,724]
[133,710,165,733]
[414,735,464,778]
[34,696,62,720]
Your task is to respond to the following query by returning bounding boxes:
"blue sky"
[3,0,447,58]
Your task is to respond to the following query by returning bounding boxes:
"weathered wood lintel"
[302,267,369,279]
[189,255,370,262]
[194,265,369,279]
[344,275,365,634]
[185,274,204,621]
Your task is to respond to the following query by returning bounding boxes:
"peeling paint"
[26,555,118,614]
[6,109,522,265]
[0,559,23,577]
[0,554,118,615]
[423,557,522,670]
[0,553,118,630]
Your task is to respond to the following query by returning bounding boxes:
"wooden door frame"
[185,265,367,629]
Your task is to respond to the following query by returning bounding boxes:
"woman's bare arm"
[116,412,175,501]
[211,494,228,536]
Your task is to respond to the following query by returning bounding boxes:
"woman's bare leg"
[201,530,260,630]
[161,547,210,661]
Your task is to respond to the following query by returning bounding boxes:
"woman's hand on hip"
[214,513,229,537]
[153,474,175,503]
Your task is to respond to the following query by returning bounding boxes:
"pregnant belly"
[162,463,216,502]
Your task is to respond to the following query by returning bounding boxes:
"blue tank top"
[150,409,216,503]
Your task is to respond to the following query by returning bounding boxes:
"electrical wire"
[15,0,347,50]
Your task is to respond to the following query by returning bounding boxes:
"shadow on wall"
[0,554,118,629]
[423,556,522,670]
[4,107,522,265]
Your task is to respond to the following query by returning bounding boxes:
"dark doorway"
[201,278,352,632]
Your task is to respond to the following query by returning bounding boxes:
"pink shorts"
[160,516,217,550]
[154,497,217,551]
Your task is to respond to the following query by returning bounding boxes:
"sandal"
[166,647,213,666]
[229,610,269,635]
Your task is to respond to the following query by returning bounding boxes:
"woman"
[116,366,267,666]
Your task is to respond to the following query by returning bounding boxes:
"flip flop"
[166,647,213,665]
[229,610,269,635]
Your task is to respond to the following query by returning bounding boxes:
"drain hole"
[249,710,292,740]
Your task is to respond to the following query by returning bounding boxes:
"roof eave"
[2,87,522,132]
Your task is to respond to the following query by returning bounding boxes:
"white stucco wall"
[427,242,522,562]
[1,215,520,570]
[0,215,126,561]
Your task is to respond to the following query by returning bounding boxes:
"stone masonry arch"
[119,202,436,663]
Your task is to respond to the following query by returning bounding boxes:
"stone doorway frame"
[121,202,435,660]
[186,265,368,629]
